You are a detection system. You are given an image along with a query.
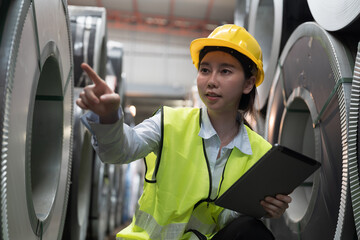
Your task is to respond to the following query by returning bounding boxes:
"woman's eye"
[221,69,231,74]
[200,67,210,73]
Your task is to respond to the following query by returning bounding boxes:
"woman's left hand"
[260,194,292,219]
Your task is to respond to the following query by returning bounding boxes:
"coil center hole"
[30,56,63,221]
[279,97,316,222]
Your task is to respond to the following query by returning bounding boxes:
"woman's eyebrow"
[199,62,210,67]
[220,63,236,68]
[199,62,236,68]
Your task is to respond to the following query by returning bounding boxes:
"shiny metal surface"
[0,0,73,238]
[63,88,93,240]
[89,154,110,240]
[69,5,107,87]
[115,165,127,227]
[348,42,360,238]
[248,0,283,111]
[307,0,360,31]
[68,6,109,239]
[234,0,250,28]
[279,87,321,229]
[107,40,125,107]
[265,22,354,239]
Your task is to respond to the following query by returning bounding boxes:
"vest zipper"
[193,137,213,210]
[194,109,213,209]
[153,106,165,178]
[202,138,212,207]
[212,149,234,201]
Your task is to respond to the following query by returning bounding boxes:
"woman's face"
[197,51,255,115]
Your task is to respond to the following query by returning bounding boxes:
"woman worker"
[76,24,292,239]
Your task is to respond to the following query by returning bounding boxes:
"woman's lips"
[206,92,221,101]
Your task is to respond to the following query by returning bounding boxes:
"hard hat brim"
[190,38,264,87]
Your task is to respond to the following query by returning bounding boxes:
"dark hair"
[198,46,258,124]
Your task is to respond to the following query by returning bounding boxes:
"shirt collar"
[198,108,217,139]
[198,108,253,155]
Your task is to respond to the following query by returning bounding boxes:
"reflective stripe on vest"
[117,107,272,240]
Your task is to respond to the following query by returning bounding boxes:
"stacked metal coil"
[68,5,109,240]
[0,0,73,239]
[90,154,110,240]
[107,40,125,98]
[105,40,127,234]
[264,22,355,239]
[62,88,94,240]
[114,165,127,228]
[234,0,250,29]
[107,164,127,234]
[247,0,283,112]
[307,0,360,32]
[244,0,314,135]
[348,42,360,238]
[69,5,107,86]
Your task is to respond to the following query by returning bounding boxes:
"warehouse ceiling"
[68,0,235,37]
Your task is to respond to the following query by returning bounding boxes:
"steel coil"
[62,88,93,240]
[248,0,283,112]
[265,22,355,239]
[68,6,109,239]
[115,165,127,227]
[107,164,117,233]
[69,5,107,87]
[107,40,126,107]
[0,0,73,239]
[348,42,360,238]
[104,41,127,232]
[234,0,250,28]
[101,65,127,230]
[107,164,124,233]
[107,41,124,93]
[307,0,360,32]
[88,154,110,240]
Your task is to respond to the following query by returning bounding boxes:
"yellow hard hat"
[190,24,264,87]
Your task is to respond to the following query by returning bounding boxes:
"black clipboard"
[214,144,321,218]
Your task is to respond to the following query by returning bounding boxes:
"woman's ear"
[243,76,256,94]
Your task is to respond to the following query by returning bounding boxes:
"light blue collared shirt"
[198,108,252,199]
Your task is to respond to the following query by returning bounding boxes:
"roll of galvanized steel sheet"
[68,6,109,239]
[247,0,314,113]
[107,164,116,233]
[115,165,127,227]
[0,0,73,239]
[62,88,94,240]
[348,42,360,239]
[107,41,124,93]
[247,0,283,112]
[307,0,360,32]
[69,5,107,87]
[88,154,110,240]
[107,40,126,109]
[107,164,124,233]
[265,22,355,239]
[234,0,251,28]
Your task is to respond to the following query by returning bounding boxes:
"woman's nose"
[207,72,218,88]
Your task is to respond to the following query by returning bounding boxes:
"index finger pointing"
[81,63,103,85]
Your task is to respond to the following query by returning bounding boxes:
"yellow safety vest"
[117,107,272,240]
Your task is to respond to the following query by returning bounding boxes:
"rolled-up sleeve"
[81,108,161,164]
